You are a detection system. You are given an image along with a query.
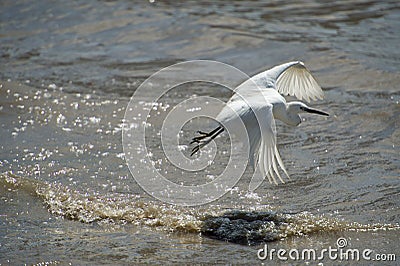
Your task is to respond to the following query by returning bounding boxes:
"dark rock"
[201,210,290,245]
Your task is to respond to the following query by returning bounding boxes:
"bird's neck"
[273,104,301,126]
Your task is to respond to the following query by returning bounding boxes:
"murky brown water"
[1,0,399,264]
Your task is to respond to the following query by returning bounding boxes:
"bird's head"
[288,101,329,116]
[286,101,329,126]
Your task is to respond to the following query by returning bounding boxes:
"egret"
[190,61,329,186]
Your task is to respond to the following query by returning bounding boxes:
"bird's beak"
[301,106,329,116]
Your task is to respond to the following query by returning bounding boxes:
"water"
[1,0,399,264]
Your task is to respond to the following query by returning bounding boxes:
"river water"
[1,0,399,264]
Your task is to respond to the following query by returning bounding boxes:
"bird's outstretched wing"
[251,61,324,103]
[276,61,323,102]
[248,102,289,191]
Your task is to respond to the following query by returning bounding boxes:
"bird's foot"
[189,126,224,156]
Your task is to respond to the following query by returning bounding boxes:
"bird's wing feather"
[248,102,289,191]
[249,61,324,103]
[275,61,324,102]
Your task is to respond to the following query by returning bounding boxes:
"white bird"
[190,61,329,188]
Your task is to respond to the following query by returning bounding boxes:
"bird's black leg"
[190,126,223,144]
[190,126,224,156]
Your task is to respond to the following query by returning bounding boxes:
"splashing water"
[2,172,398,246]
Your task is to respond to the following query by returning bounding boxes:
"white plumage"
[191,61,329,190]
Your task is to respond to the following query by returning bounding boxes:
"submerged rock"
[201,210,290,245]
